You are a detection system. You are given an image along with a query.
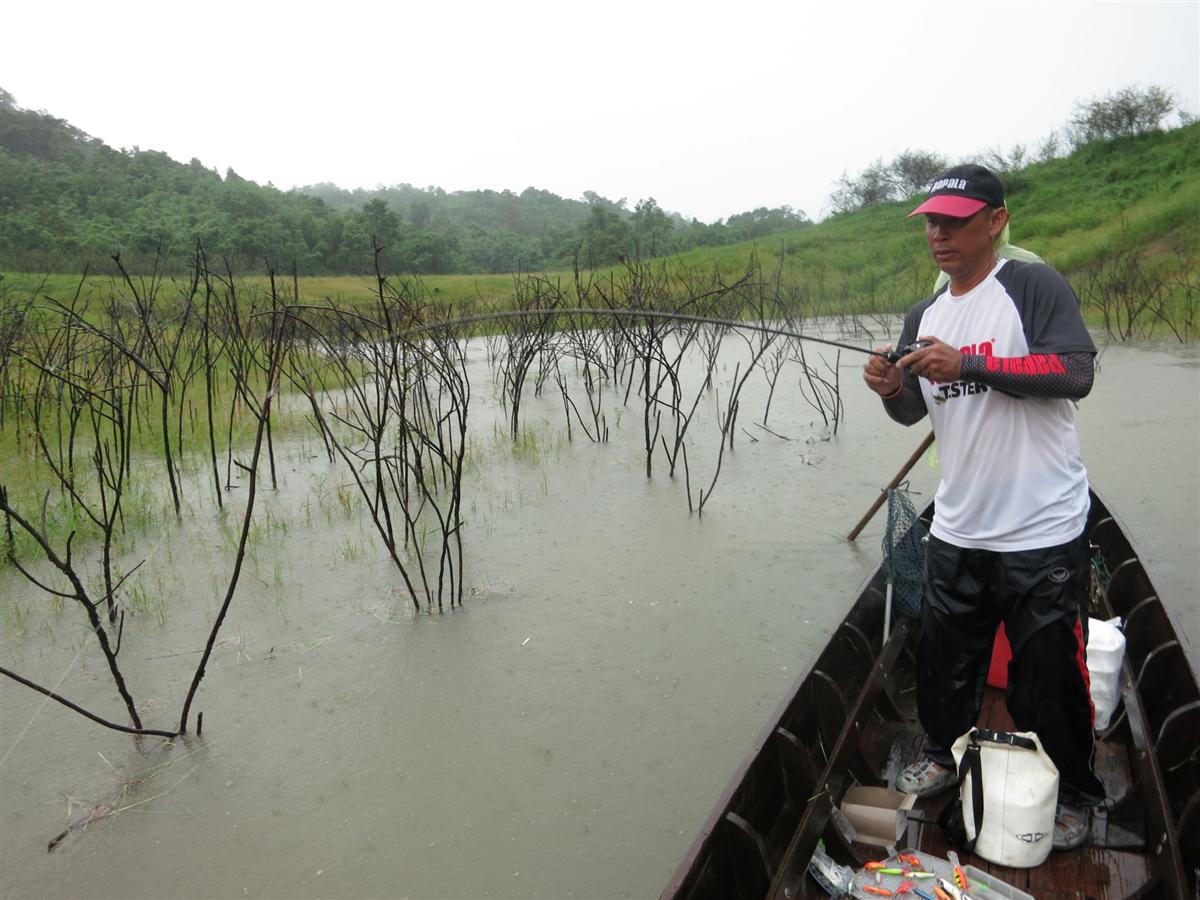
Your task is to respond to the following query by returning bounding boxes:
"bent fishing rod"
[289,304,927,364]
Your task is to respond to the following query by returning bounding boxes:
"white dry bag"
[950,728,1059,868]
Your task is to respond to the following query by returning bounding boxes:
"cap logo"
[930,177,969,192]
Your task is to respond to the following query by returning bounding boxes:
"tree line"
[830,84,1190,214]
[0,88,809,276]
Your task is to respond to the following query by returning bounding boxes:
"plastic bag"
[1087,616,1125,730]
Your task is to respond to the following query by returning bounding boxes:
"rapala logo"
[930,177,969,192]
[1016,831,1049,843]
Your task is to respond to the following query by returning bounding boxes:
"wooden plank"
[979,685,1015,731]
[1027,847,1155,897]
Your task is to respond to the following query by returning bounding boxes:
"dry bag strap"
[958,741,983,853]
[972,729,1038,752]
[935,746,980,851]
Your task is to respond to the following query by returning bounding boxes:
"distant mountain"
[0,89,809,275]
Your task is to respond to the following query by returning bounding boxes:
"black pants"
[917,532,1106,805]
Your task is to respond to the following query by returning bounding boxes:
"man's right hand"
[863,345,902,399]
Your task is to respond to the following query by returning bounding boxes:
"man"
[862,164,1104,851]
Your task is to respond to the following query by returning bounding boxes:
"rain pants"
[917,532,1106,805]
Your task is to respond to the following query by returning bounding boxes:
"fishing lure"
[863,887,894,897]
[936,876,976,900]
[947,850,969,892]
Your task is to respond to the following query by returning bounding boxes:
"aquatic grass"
[125,581,167,627]
[258,505,290,538]
[1,594,31,636]
[484,419,569,466]
[334,484,357,519]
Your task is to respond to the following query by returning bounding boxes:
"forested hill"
[0,89,809,275]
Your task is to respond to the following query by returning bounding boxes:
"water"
[1,333,1196,899]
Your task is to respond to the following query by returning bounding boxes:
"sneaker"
[896,757,956,797]
[1053,803,1090,851]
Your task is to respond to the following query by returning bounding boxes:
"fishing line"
[289,304,923,363]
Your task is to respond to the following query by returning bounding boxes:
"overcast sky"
[3,1,1197,223]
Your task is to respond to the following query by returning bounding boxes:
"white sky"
[3,1,1197,223]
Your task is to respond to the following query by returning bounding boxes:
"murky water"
[2,330,1197,900]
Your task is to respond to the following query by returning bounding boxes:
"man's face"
[924,206,1008,282]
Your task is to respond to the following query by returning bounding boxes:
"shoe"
[896,757,956,797]
[1053,802,1090,851]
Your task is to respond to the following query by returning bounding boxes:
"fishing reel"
[884,339,933,364]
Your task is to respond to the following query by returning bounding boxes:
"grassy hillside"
[4,123,1196,321]
[665,122,1199,315]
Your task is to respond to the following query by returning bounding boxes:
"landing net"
[882,488,928,618]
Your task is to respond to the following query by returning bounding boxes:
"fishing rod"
[308,305,927,363]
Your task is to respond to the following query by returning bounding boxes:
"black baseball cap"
[908,164,1006,218]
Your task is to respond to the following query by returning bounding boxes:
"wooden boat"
[661,487,1198,899]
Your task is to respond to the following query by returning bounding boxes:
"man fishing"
[862,164,1104,851]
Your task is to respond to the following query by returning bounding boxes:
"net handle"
[846,431,935,541]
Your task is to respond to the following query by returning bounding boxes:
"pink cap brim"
[907,195,988,218]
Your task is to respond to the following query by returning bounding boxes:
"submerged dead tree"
[291,256,472,611]
[1080,252,1199,343]
[18,315,138,623]
[177,282,293,733]
[496,273,562,441]
[0,364,146,726]
[194,244,231,506]
[553,305,615,443]
[39,255,198,517]
[0,253,297,739]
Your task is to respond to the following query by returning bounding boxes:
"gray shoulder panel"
[994,260,1096,354]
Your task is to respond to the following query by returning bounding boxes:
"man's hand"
[863,345,903,398]
[896,335,961,384]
